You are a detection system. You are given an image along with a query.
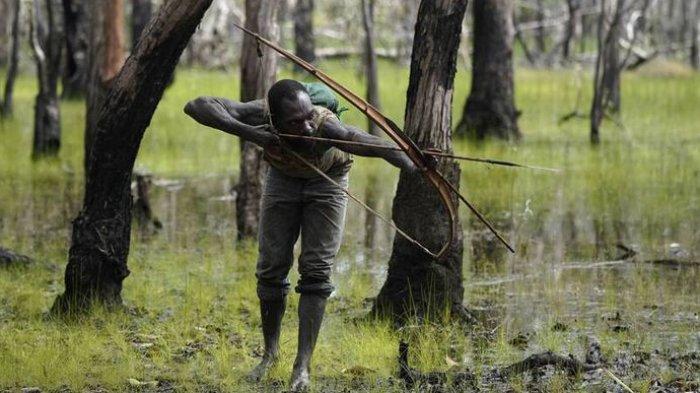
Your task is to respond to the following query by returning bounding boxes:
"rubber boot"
[289,294,327,392]
[248,297,286,382]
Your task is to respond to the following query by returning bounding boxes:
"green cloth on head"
[301,82,348,118]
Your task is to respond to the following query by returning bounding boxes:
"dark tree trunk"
[293,0,315,67]
[61,0,88,98]
[30,0,64,159]
[0,0,7,66]
[84,0,125,172]
[132,172,162,234]
[361,0,381,254]
[361,0,380,136]
[591,0,624,145]
[1,0,21,117]
[51,0,213,315]
[690,2,700,70]
[562,0,581,61]
[456,0,520,141]
[235,0,278,241]
[373,0,468,322]
[535,0,546,55]
[131,0,152,50]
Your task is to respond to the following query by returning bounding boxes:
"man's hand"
[249,124,279,148]
[422,150,439,171]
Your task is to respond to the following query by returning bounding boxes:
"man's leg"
[290,172,349,391]
[249,168,302,382]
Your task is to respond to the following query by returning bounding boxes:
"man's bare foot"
[247,356,276,383]
[289,364,310,392]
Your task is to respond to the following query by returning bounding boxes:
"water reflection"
[1,166,697,351]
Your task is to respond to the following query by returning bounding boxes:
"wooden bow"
[233,22,514,258]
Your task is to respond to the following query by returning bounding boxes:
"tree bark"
[84,0,126,172]
[562,0,581,62]
[293,0,315,67]
[131,0,152,50]
[51,0,213,315]
[591,0,624,144]
[456,0,520,141]
[1,0,21,116]
[235,0,278,241]
[535,0,546,55]
[30,0,64,159]
[690,2,700,70]
[0,0,8,66]
[361,0,380,254]
[61,0,88,98]
[373,0,468,322]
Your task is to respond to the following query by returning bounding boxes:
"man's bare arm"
[183,97,276,147]
[320,117,421,172]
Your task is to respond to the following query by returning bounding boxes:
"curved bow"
[233,22,514,258]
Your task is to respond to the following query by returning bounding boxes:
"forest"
[0,0,698,392]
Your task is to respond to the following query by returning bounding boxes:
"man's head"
[267,79,315,135]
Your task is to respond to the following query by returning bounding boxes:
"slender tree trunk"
[562,0,581,61]
[361,0,380,136]
[293,0,314,68]
[590,0,624,144]
[236,0,278,241]
[690,2,700,70]
[361,0,380,254]
[61,0,88,98]
[535,0,546,55]
[456,0,520,141]
[131,0,152,50]
[30,0,64,159]
[85,0,125,172]
[51,0,213,316]
[1,0,21,116]
[373,0,468,322]
[0,0,8,65]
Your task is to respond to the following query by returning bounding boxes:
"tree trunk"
[61,0,88,98]
[293,0,314,68]
[235,0,278,241]
[361,0,381,254]
[51,0,213,315]
[361,0,380,136]
[590,0,624,145]
[373,0,468,322]
[84,0,125,172]
[562,0,580,62]
[535,0,546,55]
[131,0,152,50]
[690,2,700,70]
[1,0,21,117]
[0,0,7,66]
[30,0,64,159]
[456,0,520,141]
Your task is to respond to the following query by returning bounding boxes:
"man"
[184,79,423,391]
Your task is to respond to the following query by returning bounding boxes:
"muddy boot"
[248,297,286,382]
[289,294,327,392]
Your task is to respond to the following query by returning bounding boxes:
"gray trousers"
[255,166,349,301]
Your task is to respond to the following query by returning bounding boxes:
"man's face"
[272,91,315,135]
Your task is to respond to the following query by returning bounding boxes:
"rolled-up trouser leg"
[256,168,303,301]
[295,172,349,298]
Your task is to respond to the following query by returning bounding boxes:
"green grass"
[0,60,698,391]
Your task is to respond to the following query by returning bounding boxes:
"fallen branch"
[0,247,34,267]
[500,351,596,377]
